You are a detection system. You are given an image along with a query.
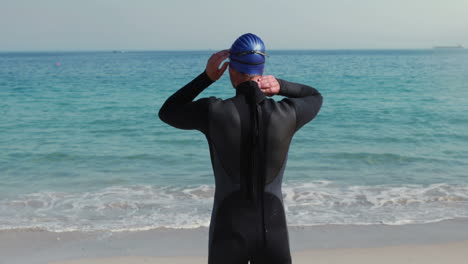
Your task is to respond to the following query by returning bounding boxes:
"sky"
[1,0,467,51]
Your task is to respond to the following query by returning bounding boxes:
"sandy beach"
[49,241,468,264]
[2,218,468,264]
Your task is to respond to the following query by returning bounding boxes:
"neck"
[235,80,266,104]
[234,74,262,87]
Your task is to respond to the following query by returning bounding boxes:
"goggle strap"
[232,50,269,57]
[229,57,265,66]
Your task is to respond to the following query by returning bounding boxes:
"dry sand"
[3,219,468,264]
[51,240,468,264]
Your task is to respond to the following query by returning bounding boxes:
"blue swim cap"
[229,33,266,75]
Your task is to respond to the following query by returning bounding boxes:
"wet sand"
[2,219,468,264]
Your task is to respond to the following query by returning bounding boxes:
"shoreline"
[2,218,468,263]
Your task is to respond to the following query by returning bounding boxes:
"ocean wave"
[282,182,468,226]
[1,182,468,232]
[321,152,445,165]
[6,152,168,163]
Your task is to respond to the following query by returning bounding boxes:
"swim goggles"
[229,50,268,65]
[230,50,269,57]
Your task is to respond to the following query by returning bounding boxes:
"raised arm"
[158,50,229,133]
[158,71,213,132]
[259,76,323,131]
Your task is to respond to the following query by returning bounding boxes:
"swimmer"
[159,33,323,264]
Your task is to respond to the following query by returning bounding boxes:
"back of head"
[229,33,266,76]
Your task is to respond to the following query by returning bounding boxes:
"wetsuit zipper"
[256,105,267,247]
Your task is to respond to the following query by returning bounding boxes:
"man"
[159,33,322,264]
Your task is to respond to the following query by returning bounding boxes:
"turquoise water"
[1,50,468,231]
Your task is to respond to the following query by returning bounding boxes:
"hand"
[205,50,230,81]
[258,75,280,96]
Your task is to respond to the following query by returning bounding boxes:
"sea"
[1,49,468,232]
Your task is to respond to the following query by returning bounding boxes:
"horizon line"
[0,47,453,53]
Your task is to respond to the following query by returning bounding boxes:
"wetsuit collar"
[235,81,266,104]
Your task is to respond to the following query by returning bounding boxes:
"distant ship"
[112,50,125,53]
[433,45,464,49]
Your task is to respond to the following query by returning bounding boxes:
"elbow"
[313,88,323,105]
[158,103,179,128]
[158,104,169,124]
[309,92,323,114]
[317,94,323,112]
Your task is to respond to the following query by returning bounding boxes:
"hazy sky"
[1,0,467,51]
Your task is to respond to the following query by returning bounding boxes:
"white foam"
[1,182,468,232]
[283,182,468,226]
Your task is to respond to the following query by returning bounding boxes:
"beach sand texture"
[2,219,468,264]
[51,241,468,264]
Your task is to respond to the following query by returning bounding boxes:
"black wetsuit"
[159,72,322,264]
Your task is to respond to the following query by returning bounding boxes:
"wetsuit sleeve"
[277,79,323,131]
[158,71,214,134]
